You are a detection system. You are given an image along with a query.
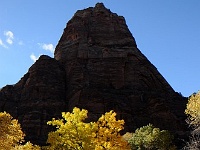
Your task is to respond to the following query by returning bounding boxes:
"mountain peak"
[55,3,137,60]
[0,3,187,146]
[95,2,106,9]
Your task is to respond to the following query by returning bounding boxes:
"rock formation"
[0,55,67,145]
[54,2,186,131]
[0,3,187,146]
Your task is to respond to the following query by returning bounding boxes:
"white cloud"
[4,31,14,45]
[0,39,8,48]
[30,53,40,62]
[39,43,54,53]
[0,39,4,46]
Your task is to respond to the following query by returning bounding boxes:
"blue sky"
[0,0,200,97]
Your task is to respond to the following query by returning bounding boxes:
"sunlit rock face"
[0,3,187,146]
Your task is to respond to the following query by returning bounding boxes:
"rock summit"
[0,3,186,145]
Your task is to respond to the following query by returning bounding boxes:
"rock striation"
[0,3,187,146]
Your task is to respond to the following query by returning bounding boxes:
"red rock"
[55,3,186,133]
[0,55,66,144]
[0,3,187,147]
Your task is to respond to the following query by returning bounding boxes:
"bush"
[128,124,176,150]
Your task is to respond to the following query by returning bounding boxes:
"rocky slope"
[0,56,67,144]
[0,3,187,145]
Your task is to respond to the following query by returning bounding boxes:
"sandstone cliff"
[54,2,186,131]
[0,55,67,144]
[0,3,187,145]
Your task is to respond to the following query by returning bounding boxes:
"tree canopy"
[128,124,176,150]
[46,107,129,150]
[0,111,40,150]
[185,91,200,126]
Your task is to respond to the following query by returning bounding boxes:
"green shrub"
[128,124,176,150]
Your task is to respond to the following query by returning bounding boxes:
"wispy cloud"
[30,53,40,62]
[0,39,8,48]
[38,43,54,53]
[0,39,3,45]
[4,31,14,45]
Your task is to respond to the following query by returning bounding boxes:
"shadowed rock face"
[54,2,186,132]
[0,55,67,145]
[0,3,187,146]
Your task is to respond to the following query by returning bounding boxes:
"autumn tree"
[13,142,41,150]
[128,124,176,150]
[46,107,96,150]
[184,91,200,150]
[185,91,200,126]
[46,107,129,150]
[0,111,40,150]
[93,110,129,149]
[0,112,24,149]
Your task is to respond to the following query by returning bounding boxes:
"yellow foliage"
[0,111,24,149]
[122,132,133,142]
[47,107,97,150]
[185,91,200,126]
[13,142,41,150]
[94,110,129,150]
[0,112,40,150]
[46,107,130,150]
